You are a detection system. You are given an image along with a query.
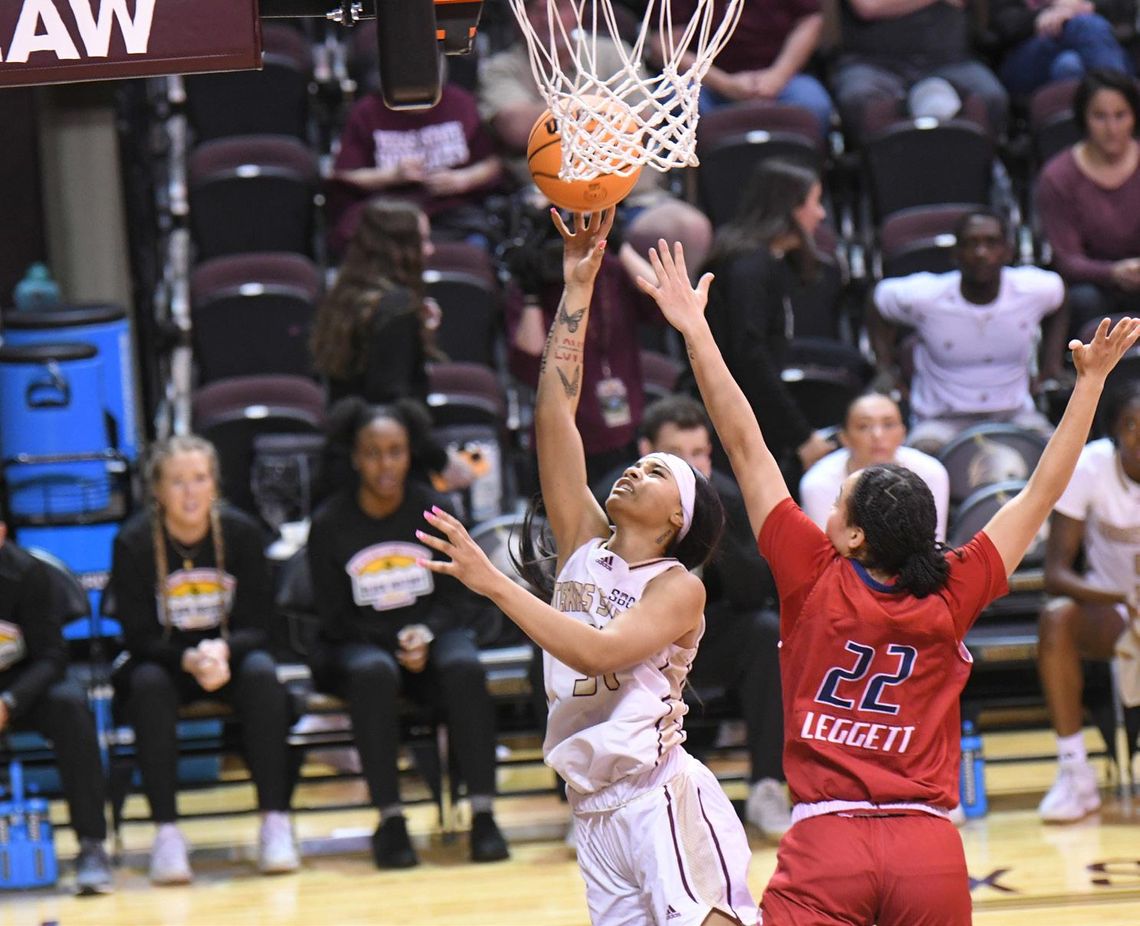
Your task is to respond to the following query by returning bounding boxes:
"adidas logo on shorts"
[666,905,681,920]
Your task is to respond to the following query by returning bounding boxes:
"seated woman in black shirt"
[109,435,297,884]
[0,518,112,894]
[306,397,508,868]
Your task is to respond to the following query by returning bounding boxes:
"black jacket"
[0,541,66,719]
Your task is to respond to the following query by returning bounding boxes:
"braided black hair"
[511,462,726,600]
[315,396,448,503]
[848,463,949,598]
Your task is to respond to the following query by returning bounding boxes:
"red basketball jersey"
[758,499,1008,809]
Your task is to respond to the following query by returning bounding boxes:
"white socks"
[1056,731,1087,767]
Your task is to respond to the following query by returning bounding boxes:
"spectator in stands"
[661,0,833,136]
[800,393,951,540]
[831,0,1009,143]
[110,436,298,884]
[326,79,502,256]
[695,159,836,478]
[0,517,113,894]
[311,200,438,406]
[508,240,663,485]
[991,0,1132,97]
[1035,381,1140,822]
[479,0,712,270]
[869,208,1066,454]
[306,398,509,868]
[590,395,792,836]
[1037,69,1140,334]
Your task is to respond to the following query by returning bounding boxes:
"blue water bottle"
[959,720,988,819]
[13,264,62,312]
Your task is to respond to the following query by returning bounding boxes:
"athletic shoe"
[746,778,793,836]
[1038,763,1101,823]
[564,815,578,852]
[258,812,300,874]
[75,838,114,895]
[469,811,510,863]
[149,824,192,885]
[371,815,419,869]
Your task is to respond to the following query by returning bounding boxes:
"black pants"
[690,605,785,782]
[1066,283,1136,338]
[311,628,497,809]
[121,651,292,822]
[9,679,107,840]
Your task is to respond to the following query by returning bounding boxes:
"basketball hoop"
[505,0,743,180]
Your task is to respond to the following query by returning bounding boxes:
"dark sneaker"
[469,812,509,863]
[75,838,114,895]
[371,815,419,869]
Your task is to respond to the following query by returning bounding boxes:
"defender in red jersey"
[635,239,1140,926]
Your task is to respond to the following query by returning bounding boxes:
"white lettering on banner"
[800,710,916,754]
[2,0,156,64]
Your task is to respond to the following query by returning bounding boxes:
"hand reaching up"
[634,240,715,339]
[1070,316,1140,381]
[551,208,615,288]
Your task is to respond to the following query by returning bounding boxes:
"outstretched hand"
[634,240,715,338]
[1069,316,1140,380]
[551,208,615,288]
[416,506,504,599]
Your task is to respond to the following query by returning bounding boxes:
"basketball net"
[506,0,743,180]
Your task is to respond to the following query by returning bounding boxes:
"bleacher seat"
[424,242,503,369]
[192,375,326,518]
[191,252,321,384]
[1029,78,1081,167]
[863,120,993,227]
[877,204,974,279]
[695,101,825,227]
[185,25,313,142]
[938,424,1048,507]
[189,135,319,260]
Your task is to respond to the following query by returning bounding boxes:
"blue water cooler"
[0,342,127,639]
[2,305,140,461]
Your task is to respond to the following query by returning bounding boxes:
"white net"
[506,0,744,180]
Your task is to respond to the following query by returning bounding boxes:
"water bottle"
[13,263,61,311]
[959,720,988,818]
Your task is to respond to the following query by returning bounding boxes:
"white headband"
[643,452,696,542]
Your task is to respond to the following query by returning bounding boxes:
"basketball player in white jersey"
[416,208,759,926]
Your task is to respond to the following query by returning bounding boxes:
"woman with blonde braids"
[109,435,297,884]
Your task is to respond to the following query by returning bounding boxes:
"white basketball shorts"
[568,747,760,926]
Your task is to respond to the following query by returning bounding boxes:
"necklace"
[168,535,204,571]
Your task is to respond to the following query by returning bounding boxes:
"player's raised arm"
[535,209,615,565]
[636,241,791,538]
[985,317,1140,576]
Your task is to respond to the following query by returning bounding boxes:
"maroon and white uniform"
[547,538,759,926]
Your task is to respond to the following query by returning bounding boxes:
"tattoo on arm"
[556,364,581,398]
[558,302,587,333]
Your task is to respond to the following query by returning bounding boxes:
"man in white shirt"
[869,209,1068,454]
[800,393,950,540]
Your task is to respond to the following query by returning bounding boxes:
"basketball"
[526,97,643,212]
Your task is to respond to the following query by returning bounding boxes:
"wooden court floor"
[3,729,1138,926]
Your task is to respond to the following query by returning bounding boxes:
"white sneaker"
[258,811,300,874]
[746,778,792,837]
[564,815,578,852]
[149,824,192,885]
[1038,763,1101,823]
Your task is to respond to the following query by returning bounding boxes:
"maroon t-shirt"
[1037,148,1140,287]
[758,499,1008,809]
[672,0,821,73]
[329,83,498,250]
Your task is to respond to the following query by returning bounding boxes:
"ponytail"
[849,463,950,599]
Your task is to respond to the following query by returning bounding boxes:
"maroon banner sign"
[0,0,261,88]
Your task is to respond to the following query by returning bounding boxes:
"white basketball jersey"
[544,538,701,794]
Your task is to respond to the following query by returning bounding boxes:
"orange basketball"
[526,97,643,212]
